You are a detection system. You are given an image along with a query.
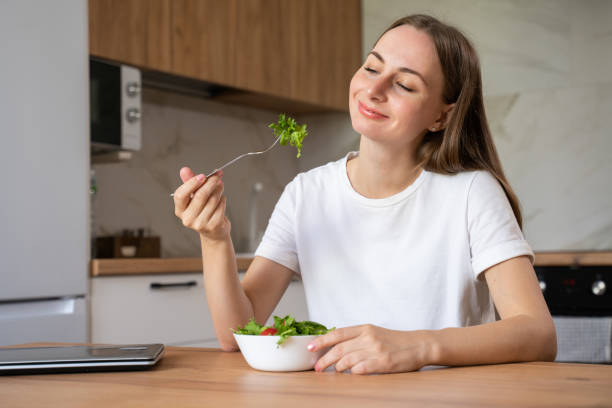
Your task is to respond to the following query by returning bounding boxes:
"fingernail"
[196,174,205,182]
[307,343,315,351]
[313,363,319,372]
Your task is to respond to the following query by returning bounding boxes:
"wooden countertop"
[1,345,611,407]
[90,251,612,277]
[90,255,254,276]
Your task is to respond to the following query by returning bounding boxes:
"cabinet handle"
[150,281,197,290]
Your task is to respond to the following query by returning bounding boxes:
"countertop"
[90,251,612,277]
[1,345,611,407]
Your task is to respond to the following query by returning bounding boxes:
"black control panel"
[535,266,610,316]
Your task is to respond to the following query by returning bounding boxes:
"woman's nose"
[367,76,387,101]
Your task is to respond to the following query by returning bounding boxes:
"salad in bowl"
[232,315,334,372]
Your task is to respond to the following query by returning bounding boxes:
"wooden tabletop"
[1,346,611,407]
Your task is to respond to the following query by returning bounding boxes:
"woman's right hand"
[173,166,231,242]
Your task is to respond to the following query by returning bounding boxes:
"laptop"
[0,344,165,375]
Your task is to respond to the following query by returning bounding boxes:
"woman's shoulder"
[425,168,484,187]
[424,169,503,199]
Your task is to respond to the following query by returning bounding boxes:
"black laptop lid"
[0,344,164,374]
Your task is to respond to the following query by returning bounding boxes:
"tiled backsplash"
[93,88,305,256]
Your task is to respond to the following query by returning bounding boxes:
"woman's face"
[349,24,451,147]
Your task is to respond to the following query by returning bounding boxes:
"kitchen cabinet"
[90,272,309,347]
[89,0,362,112]
[231,0,361,111]
[89,0,172,72]
[171,0,237,88]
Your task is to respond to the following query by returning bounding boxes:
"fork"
[170,136,281,197]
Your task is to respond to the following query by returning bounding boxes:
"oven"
[536,264,611,363]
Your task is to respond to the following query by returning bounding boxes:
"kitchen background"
[93,0,612,256]
[1,0,611,356]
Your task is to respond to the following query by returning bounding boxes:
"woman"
[173,14,557,374]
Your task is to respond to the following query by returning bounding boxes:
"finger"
[180,176,222,225]
[197,179,224,224]
[205,194,227,227]
[334,350,372,373]
[173,174,206,213]
[308,326,361,352]
[193,194,227,234]
[314,336,365,373]
[349,358,381,375]
[180,166,196,183]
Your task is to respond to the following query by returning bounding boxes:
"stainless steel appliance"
[0,0,89,345]
[536,266,611,363]
[90,58,142,153]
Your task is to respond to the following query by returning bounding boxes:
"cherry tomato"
[260,328,277,336]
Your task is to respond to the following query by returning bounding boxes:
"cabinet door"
[91,273,218,347]
[234,0,362,110]
[89,0,171,71]
[171,0,237,87]
[91,273,309,347]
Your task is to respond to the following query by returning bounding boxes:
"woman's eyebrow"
[368,51,428,86]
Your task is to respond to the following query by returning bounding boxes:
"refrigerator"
[0,1,89,345]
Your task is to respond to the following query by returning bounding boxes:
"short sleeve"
[467,171,534,279]
[254,178,300,273]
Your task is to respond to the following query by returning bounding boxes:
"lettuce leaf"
[233,315,334,346]
[268,114,308,158]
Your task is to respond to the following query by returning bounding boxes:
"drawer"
[91,273,217,347]
[91,273,309,347]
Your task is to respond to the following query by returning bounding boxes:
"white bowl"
[233,333,326,372]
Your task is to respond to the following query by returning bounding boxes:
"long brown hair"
[378,15,524,228]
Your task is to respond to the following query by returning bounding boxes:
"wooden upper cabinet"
[89,0,362,111]
[171,0,237,88]
[233,0,362,111]
[89,0,171,72]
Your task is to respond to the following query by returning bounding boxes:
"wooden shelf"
[91,256,253,277]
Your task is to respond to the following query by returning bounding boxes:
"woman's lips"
[358,101,388,119]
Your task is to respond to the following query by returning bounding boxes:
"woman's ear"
[428,103,456,132]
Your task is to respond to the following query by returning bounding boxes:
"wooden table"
[1,346,611,407]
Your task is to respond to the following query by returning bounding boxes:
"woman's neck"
[347,137,423,199]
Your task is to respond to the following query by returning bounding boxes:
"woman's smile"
[358,101,389,120]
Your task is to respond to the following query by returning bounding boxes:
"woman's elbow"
[217,335,240,352]
[537,317,558,362]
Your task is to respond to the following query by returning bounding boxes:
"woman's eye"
[397,83,414,92]
[364,67,378,74]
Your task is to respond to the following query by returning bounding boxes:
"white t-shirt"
[255,152,534,331]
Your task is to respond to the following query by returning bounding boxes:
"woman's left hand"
[308,324,435,375]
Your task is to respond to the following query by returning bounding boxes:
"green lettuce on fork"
[268,114,308,158]
[233,315,334,346]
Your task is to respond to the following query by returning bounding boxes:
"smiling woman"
[172,14,556,375]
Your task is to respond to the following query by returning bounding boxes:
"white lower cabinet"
[90,273,308,348]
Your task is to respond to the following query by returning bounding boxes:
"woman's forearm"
[428,315,557,367]
[201,234,253,351]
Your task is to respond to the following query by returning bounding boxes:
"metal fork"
[170,136,281,197]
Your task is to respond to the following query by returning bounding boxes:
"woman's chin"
[351,124,389,143]
[351,119,385,140]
